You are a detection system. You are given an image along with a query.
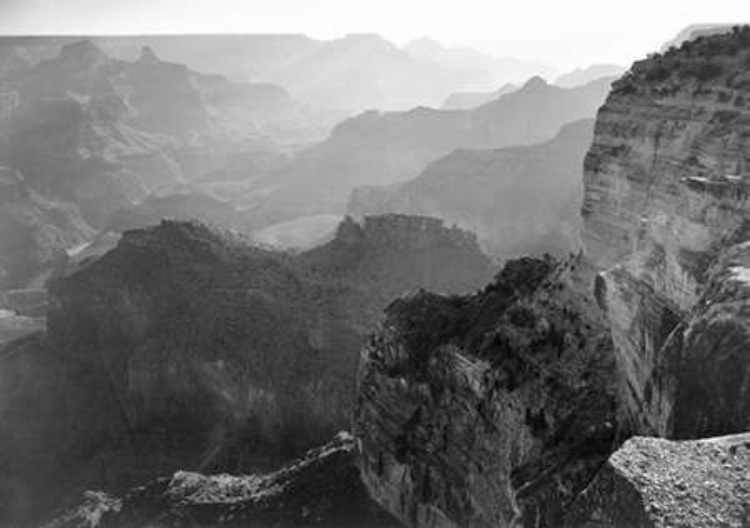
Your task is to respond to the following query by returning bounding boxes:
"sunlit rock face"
[565,433,750,527]
[0,215,493,526]
[355,256,618,528]
[581,27,750,437]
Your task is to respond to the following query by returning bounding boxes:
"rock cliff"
[581,26,750,437]
[355,27,750,528]
[0,215,493,526]
[355,255,618,527]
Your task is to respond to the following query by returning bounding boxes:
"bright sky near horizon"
[0,0,747,69]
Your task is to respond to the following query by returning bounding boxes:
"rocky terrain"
[245,76,613,226]
[4,24,750,528]
[352,26,750,528]
[46,432,400,528]
[0,215,493,527]
[581,26,750,437]
[0,38,334,296]
[355,255,618,527]
[660,24,738,52]
[566,433,750,527]
[348,119,594,257]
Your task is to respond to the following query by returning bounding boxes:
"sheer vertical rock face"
[655,223,750,437]
[580,28,750,437]
[355,257,618,528]
[565,433,750,528]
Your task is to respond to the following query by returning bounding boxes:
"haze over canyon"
[0,5,748,528]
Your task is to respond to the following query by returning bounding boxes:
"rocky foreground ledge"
[45,432,400,528]
[567,433,750,527]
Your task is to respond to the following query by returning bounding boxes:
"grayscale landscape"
[0,1,748,527]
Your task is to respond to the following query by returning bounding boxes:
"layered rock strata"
[355,256,618,527]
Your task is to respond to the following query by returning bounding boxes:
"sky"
[0,0,747,69]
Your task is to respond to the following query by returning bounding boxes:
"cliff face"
[348,119,593,258]
[355,256,618,528]
[355,28,750,528]
[0,215,493,526]
[581,27,750,437]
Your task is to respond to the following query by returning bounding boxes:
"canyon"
[354,26,750,527]
[0,24,748,528]
[0,215,493,526]
[246,76,613,226]
[348,118,594,257]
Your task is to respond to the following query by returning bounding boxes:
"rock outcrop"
[581,26,750,437]
[0,215,493,526]
[355,27,750,528]
[355,256,618,527]
[46,432,400,528]
[348,119,594,258]
[566,433,750,527]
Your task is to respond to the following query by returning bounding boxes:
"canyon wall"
[355,27,750,528]
[355,256,618,527]
[0,215,493,526]
[581,27,750,437]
